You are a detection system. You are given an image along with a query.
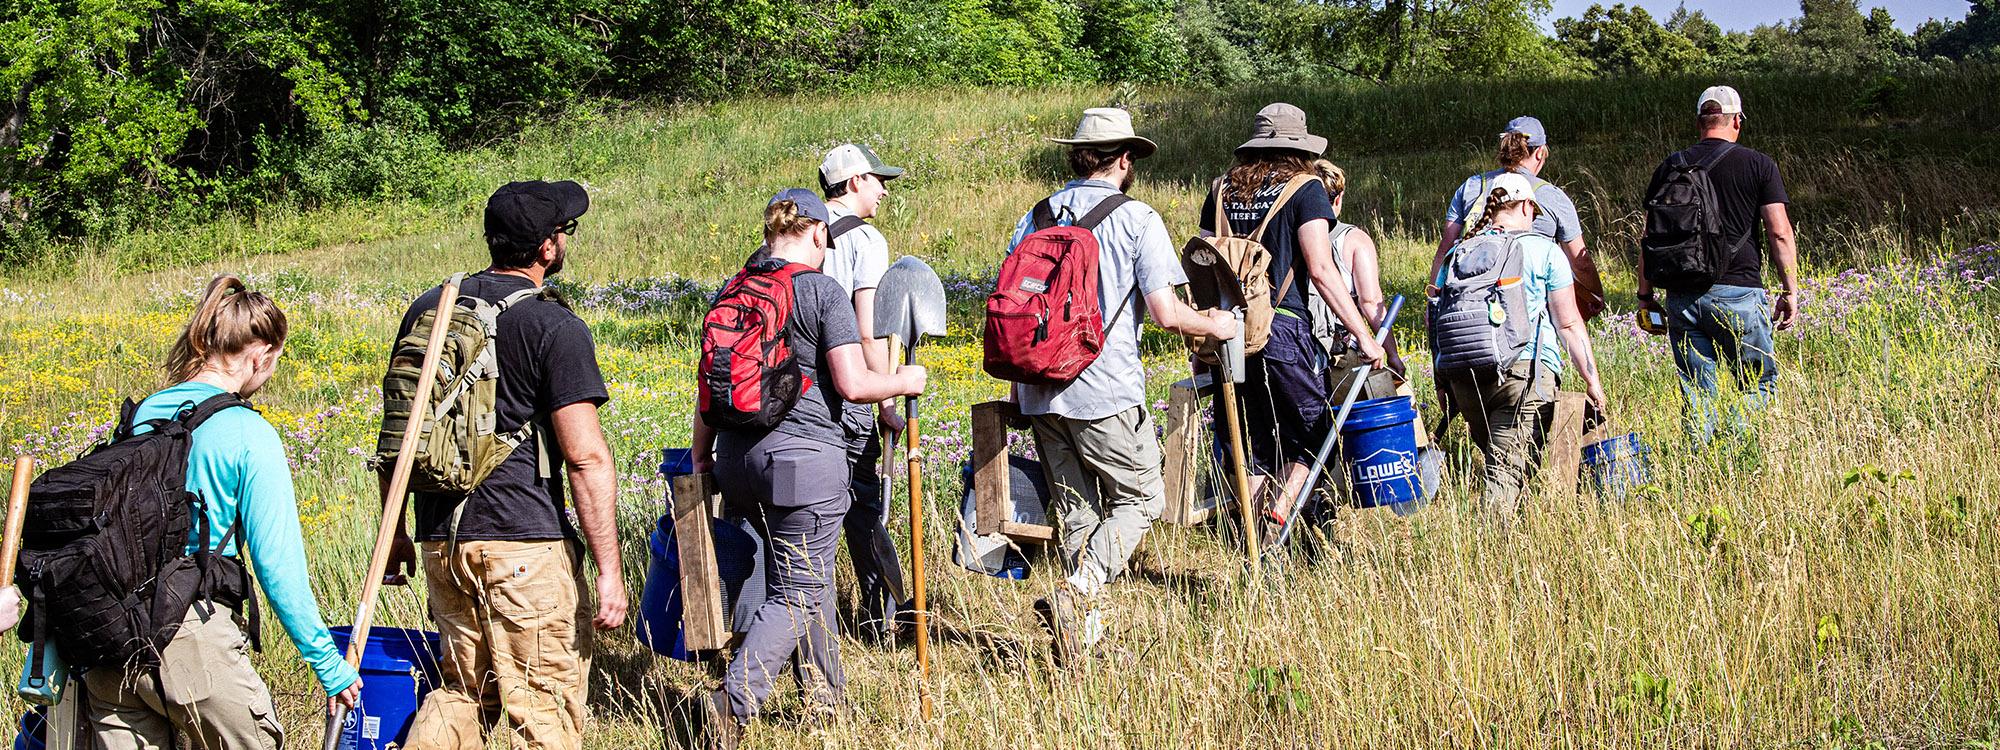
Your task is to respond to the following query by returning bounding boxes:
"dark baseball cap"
[484,180,590,251]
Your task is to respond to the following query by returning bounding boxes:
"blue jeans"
[1665,284,1778,448]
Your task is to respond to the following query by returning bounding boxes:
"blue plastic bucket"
[1340,396,1423,508]
[327,626,442,750]
[13,707,45,750]
[658,447,695,479]
[1582,432,1651,501]
[638,513,768,662]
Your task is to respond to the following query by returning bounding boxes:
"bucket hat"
[1048,108,1158,159]
[1236,103,1327,157]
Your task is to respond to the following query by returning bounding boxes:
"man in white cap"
[1005,107,1237,665]
[1636,85,1799,450]
[816,142,913,645]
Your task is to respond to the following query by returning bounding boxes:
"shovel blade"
[874,255,948,340]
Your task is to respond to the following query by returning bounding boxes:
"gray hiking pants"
[713,430,849,720]
[1030,406,1166,585]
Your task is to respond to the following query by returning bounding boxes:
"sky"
[1543,0,1971,32]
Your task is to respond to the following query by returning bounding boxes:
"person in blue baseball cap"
[689,188,928,747]
[1429,115,1605,322]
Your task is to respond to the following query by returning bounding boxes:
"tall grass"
[0,77,1997,748]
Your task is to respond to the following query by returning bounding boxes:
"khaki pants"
[83,604,283,750]
[404,540,593,750]
[1031,406,1167,584]
[1440,359,1557,520]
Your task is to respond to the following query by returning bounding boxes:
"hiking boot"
[699,689,743,750]
[1033,583,1085,668]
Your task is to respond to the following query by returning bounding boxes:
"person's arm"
[829,343,925,404]
[1145,288,1236,339]
[1763,202,1800,330]
[551,401,626,631]
[1299,218,1384,365]
[1430,221,1463,293]
[236,419,361,700]
[1346,230,1406,376]
[1549,285,1606,412]
[853,287,885,372]
[691,413,716,474]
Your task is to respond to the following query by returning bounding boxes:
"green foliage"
[1555,4,1704,75]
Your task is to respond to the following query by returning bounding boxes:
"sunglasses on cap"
[556,219,578,236]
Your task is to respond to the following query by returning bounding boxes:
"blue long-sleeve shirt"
[134,382,359,695]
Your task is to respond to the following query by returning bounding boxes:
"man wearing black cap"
[389,180,627,750]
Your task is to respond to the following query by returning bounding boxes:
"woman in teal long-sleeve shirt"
[82,275,360,750]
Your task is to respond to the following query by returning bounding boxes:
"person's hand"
[899,366,928,398]
[1639,297,1668,337]
[691,449,714,474]
[877,403,906,435]
[1585,380,1608,414]
[593,573,629,630]
[329,681,361,714]
[1357,338,1387,369]
[1204,308,1239,340]
[0,585,21,633]
[384,532,417,586]
[1772,291,1797,331]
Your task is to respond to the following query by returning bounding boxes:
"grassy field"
[3,75,2000,748]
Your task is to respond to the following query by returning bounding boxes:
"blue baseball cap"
[768,188,831,225]
[1503,116,1547,148]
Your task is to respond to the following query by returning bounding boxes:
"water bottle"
[1223,308,1246,384]
[18,640,68,707]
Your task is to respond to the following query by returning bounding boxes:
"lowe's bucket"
[1582,432,1651,502]
[328,627,442,750]
[1340,396,1422,508]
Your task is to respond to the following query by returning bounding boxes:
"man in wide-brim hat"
[1001,106,1235,666]
[1198,102,1384,546]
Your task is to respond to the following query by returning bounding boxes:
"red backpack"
[983,194,1133,384]
[699,260,815,428]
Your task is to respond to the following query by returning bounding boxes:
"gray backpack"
[1429,229,1537,374]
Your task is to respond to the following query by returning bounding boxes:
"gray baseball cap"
[819,143,905,188]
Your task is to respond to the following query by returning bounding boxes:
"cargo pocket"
[481,544,573,627]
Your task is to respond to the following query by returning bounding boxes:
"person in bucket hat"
[1198,103,1383,544]
[1001,107,1233,666]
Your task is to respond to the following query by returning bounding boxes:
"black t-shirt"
[1646,138,1790,289]
[1199,175,1338,316]
[397,271,610,542]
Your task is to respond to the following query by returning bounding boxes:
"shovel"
[323,277,463,750]
[873,255,946,721]
[1265,295,1404,557]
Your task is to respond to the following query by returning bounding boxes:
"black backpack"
[16,392,260,677]
[1642,142,1740,290]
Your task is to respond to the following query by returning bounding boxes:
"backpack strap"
[1074,194,1133,232]
[828,215,867,243]
[1694,141,1739,170]
[1210,177,1231,239]
[178,392,251,433]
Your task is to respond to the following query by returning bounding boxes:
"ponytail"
[1497,131,1535,169]
[1463,188,1511,238]
[762,200,820,242]
[1312,159,1346,200]
[165,275,289,383]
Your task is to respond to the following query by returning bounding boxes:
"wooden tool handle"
[3,456,32,580]
[1218,381,1258,580]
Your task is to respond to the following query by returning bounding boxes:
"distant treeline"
[2,0,1997,258]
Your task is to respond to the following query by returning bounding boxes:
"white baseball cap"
[1490,172,1537,205]
[819,143,905,189]
[1697,85,1744,116]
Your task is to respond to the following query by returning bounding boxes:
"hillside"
[1,77,1998,749]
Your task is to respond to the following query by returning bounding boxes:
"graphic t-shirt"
[1643,138,1790,289]
[397,271,609,542]
[1199,175,1338,317]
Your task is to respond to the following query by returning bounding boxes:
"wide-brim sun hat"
[1236,102,1327,157]
[1048,107,1158,159]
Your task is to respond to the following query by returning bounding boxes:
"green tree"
[1555,3,1705,75]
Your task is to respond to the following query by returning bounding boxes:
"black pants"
[844,425,906,642]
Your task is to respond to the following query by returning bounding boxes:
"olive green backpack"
[372,273,560,495]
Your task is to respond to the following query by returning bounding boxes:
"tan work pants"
[403,540,593,750]
[83,603,283,750]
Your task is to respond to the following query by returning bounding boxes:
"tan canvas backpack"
[1181,173,1320,360]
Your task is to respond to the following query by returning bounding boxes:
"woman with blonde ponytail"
[689,189,926,745]
[1428,116,1603,321]
[82,274,359,750]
